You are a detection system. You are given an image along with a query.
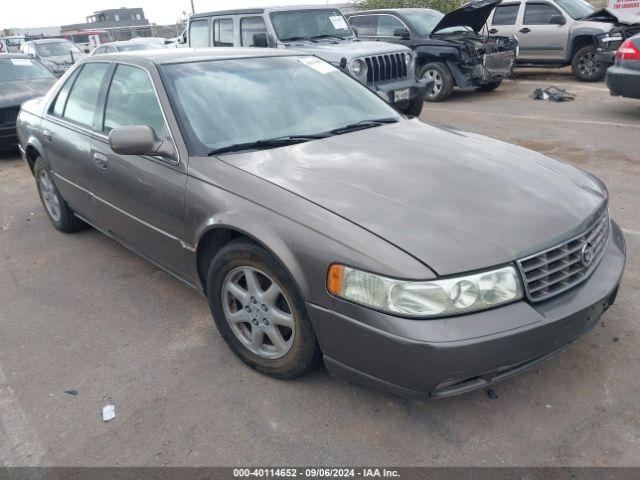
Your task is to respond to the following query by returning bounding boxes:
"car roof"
[88,47,307,65]
[100,40,160,47]
[29,38,70,44]
[347,8,440,15]
[191,4,344,19]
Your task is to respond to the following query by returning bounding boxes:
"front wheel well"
[570,35,596,59]
[25,145,40,174]
[196,228,252,291]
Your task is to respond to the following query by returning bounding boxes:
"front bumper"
[0,126,18,150]
[372,78,429,106]
[595,50,616,66]
[308,220,626,397]
[607,64,640,99]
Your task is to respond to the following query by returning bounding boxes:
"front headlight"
[349,58,367,77]
[328,264,523,317]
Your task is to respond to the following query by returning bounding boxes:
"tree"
[355,0,463,13]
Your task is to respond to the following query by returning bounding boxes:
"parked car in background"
[486,0,629,81]
[17,49,625,397]
[22,39,89,77]
[91,40,167,55]
[592,9,640,67]
[0,54,56,150]
[185,6,428,116]
[606,34,640,99]
[347,0,518,102]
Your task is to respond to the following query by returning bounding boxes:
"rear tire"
[476,78,503,92]
[571,45,606,82]
[206,239,321,379]
[34,158,85,233]
[419,62,454,102]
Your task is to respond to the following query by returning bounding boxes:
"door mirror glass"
[549,14,566,25]
[252,33,269,47]
[109,125,175,158]
[393,27,410,39]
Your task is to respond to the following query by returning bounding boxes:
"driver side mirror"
[393,27,411,39]
[84,48,90,53]
[109,125,176,159]
[252,32,269,48]
[549,14,566,25]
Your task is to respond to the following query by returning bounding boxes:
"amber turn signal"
[327,264,345,295]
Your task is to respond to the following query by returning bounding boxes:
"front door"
[89,63,189,278]
[516,1,570,62]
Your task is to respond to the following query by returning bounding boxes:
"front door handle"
[519,28,532,33]
[43,129,54,142]
[489,28,498,34]
[93,152,109,169]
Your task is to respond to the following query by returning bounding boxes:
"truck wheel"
[206,239,321,379]
[572,45,606,82]
[33,158,85,233]
[419,63,454,102]
[399,96,424,118]
[476,78,503,92]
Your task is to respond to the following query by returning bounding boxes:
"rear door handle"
[43,129,53,142]
[489,28,498,34]
[519,28,531,33]
[93,152,109,169]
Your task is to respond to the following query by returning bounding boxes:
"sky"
[3,0,348,29]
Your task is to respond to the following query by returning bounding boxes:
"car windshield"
[161,56,401,156]
[0,58,56,81]
[555,0,595,19]
[36,41,82,57]
[119,43,163,52]
[270,9,353,41]
[402,9,445,35]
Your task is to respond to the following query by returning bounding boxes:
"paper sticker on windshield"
[329,15,348,30]
[11,59,33,66]
[298,57,337,74]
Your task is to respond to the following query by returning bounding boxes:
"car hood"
[581,8,637,25]
[432,0,502,34]
[0,78,56,109]
[290,40,409,57]
[220,120,607,275]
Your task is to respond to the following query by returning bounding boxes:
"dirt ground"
[0,68,638,466]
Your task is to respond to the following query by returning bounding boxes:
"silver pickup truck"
[182,6,429,116]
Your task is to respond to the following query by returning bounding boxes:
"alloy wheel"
[38,170,61,222]
[578,53,600,78]
[424,69,443,96]
[222,266,295,359]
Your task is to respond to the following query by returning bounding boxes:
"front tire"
[419,62,454,102]
[206,239,321,379]
[572,45,606,82]
[34,158,84,233]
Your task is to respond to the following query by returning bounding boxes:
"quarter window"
[213,18,234,46]
[103,64,167,139]
[62,63,109,127]
[190,19,210,47]
[524,3,563,24]
[241,17,267,46]
[376,15,405,37]
[492,4,521,25]
[349,15,376,36]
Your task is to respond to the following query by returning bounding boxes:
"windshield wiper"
[330,118,399,135]
[309,34,346,40]
[280,36,313,42]
[208,134,330,156]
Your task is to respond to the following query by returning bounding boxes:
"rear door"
[41,62,111,221]
[89,62,189,277]
[212,17,236,46]
[516,1,569,61]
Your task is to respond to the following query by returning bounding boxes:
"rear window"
[0,58,55,82]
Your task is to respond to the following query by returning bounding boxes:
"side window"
[241,17,267,46]
[492,4,521,25]
[349,15,376,36]
[376,15,405,37]
[52,67,81,117]
[524,3,562,24]
[190,19,210,47]
[62,63,109,127]
[103,64,167,140]
[213,18,234,47]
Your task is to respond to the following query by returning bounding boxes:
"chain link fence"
[96,24,185,42]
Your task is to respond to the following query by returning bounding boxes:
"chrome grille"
[364,53,408,85]
[0,107,20,127]
[517,211,610,302]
